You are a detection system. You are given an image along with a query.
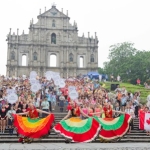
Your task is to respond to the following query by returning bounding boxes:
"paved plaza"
[0,143,149,150]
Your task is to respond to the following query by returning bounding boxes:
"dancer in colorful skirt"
[92,102,132,142]
[13,104,55,143]
[53,101,101,143]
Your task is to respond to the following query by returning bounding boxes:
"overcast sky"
[1,0,150,75]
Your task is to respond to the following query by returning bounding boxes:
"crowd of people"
[0,74,149,143]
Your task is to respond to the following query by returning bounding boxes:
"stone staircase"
[0,111,149,143]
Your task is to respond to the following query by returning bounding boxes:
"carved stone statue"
[51,34,56,44]
[33,53,37,60]
[70,56,73,62]
[52,21,55,27]
[69,54,73,62]
[91,55,94,62]
[11,52,15,60]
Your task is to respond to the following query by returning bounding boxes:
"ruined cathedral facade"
[6,5,99,77]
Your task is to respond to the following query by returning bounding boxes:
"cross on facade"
[52,2,56,7]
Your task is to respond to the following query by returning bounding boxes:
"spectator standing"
[41,97,49,117]
[46,90,52,112]
[6,105,16,135]
[121,94,127,111]
[99,74,102,82]
[51,93,56,111]
[125,105,135,133]
[132,95,139,117]
[0,105,7,133]
[117,75,121,82]
[137,78,141,85]
[59,94,65,112]
[113,102,120,118]
[116,90,122,106]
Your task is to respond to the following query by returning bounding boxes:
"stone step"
[120,138,150,142]
[127,132,146,135]
[0,108,147,143]
[1,129,143,134]
[0,139,65,143]
[0,135,64,139]
[129,130,144,133]
[0,138,149,143]
[123,135,150,138]
[0,134,149,140]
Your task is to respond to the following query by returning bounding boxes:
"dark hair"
[145,107,149,110]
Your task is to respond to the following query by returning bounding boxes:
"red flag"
[139,112,150,130]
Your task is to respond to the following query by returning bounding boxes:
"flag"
[139,112,150,131]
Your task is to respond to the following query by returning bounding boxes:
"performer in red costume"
[13,103,55,143]
[53,101,101,143]
[93,102,132,142]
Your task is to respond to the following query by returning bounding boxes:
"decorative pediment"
[50,7,58,16]
[38,6,68,18]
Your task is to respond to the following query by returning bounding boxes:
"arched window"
[33,52,38,60]
[10,51,15,60]
[69,53,73,62]
[22,54,27,66]
[51,33,56,44]
[50,54,56,67]
[90,54,94,62]
[52,20,55,27]
[79,56,84,68]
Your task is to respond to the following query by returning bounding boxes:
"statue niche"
[33,52,38,60]
[52,20,55,27]
[69,53,74,62]
[90,54,94,62]
[51,33,56,44]
[11,51,15,60]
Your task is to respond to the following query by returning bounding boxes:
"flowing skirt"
[94,114,132,141]
[53,117,101,142]
[13,114,55,139]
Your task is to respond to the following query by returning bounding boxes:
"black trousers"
[48,101,52,112]
[135,106,139,117]
[42,109,49,118]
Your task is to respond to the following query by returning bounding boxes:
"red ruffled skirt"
[13,114,55,139]
[53,117,101,142]
[94,114,132,140]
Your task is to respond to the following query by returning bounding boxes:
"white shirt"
[125,108,135,118]
[7,110,16,118]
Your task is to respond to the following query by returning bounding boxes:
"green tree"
[108,42,137,61]
[98,67,105,74]
[103,42,150,83]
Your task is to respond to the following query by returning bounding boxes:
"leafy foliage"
[103,42,150,84]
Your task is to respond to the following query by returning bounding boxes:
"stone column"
[45,46,47,67]
[74,68,76,77]
[45,17,47,29]
[6,67,9,77]
[7,44,10,63]
[31,45,33,66]
[15,67,17,77]
[43,46,46,66]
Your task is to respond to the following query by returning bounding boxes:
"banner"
[7,93,18,104]
[69,90,78,100]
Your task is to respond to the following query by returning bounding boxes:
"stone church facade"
[6,5,99,77]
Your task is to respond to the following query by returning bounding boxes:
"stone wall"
[6,5,99,77]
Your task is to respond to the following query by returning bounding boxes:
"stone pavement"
[0,143,150,150]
